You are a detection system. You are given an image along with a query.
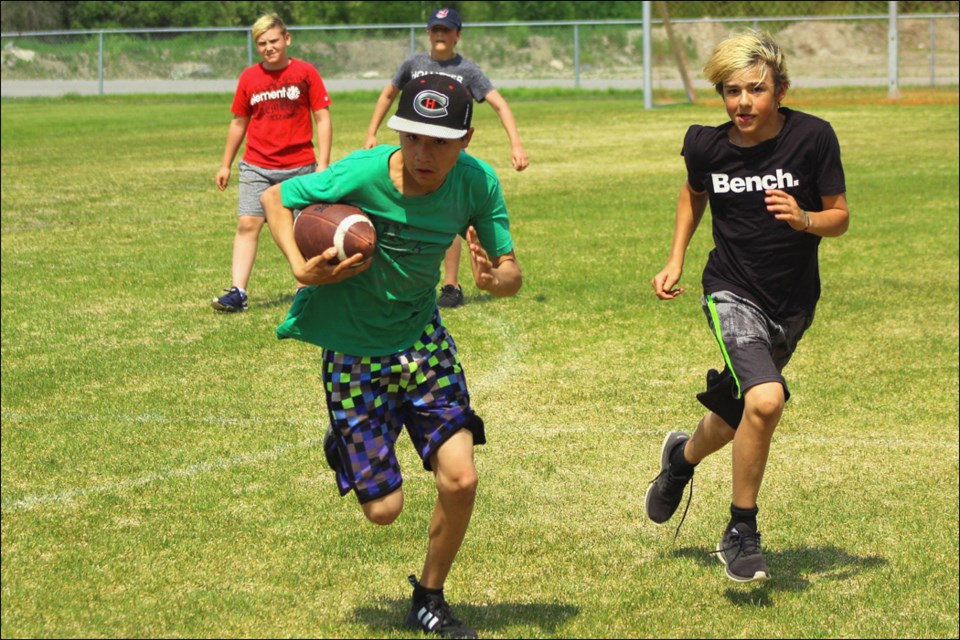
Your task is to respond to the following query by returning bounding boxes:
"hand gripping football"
[294,203,376,265]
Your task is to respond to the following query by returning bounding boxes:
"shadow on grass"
[260,292,298,310]
[354,597,579,635]
[671,544,888,607]
[257,290,543,311]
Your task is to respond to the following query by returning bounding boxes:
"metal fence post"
[930,17,936,85]
[247,31,252,67]
[643,1,652,110]
[573,24,580,89]
[888,0,900,99]
[98,31,104,95]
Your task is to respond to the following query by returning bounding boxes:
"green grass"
[2,87,958,638]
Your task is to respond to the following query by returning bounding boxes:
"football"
[294,203,376,265]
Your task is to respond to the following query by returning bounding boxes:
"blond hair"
[251,14,287,41]
[703,30,789,95]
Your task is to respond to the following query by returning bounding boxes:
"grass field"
[2,86,958,639]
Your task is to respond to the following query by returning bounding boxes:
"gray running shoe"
[645,431,694,524]
[714,523,771,583]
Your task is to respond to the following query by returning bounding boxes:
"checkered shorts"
[322,314,485,504]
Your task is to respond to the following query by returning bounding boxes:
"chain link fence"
[1,1,957,98]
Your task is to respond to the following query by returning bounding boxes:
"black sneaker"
[713,523,771,583]
[406,576,477,639]
[437,285,464,309]
[645,431,694,525]
[211,286,248,312]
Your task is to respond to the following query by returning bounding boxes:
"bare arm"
[313,107,332,170]
[483,89,529,172]
[364,83,400,149]
[765,190,850,238]
[260,184,370,285]
[651,180,709,300]
[465,226,522,297]
[215,115,250,191]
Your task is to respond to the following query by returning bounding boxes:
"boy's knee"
[363,503,401,526]
[431,428,480,500]
[362,492,403,525]
[438,468,478,500]
[745,385,785,423]
[237,217,265,235]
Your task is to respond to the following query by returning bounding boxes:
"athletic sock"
[669,439,697,476]
[729,503,759,532]
[413,580,444,606]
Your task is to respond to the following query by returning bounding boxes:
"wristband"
[802,210,811,231]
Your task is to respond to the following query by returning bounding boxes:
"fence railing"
[2,3,957,104]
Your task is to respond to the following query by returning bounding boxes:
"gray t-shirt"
[392,52,494,103]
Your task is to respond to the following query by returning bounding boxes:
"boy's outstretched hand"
[466,226,522,298]
[466,226,497,290]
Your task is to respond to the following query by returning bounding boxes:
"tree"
[1,0,70,31]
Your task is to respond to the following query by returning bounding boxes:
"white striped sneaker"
[406,575,477,639]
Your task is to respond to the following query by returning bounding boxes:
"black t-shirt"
[683,108,846,321]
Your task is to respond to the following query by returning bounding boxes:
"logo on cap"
[436,9,449,18]
[413,90,449,119]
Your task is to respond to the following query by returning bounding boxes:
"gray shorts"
[238,160,317,216]
[701,290,814,398]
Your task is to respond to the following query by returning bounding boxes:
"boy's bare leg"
[231,215,265,291]
[419,429,478,589]
[442,238,462,288]
[731,382,784,508]
[683,381,784,508]
[685,411,736,464]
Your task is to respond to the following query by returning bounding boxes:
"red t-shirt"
[231,58,332,169]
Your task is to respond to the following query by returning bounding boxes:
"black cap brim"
[387,115,468,139]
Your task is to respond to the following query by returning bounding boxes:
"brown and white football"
[294,202,376,265]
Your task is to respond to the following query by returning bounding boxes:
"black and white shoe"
[406,575,477,639]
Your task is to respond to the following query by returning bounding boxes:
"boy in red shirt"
[211,13,332,312]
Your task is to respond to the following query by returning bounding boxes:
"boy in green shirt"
[260,75,522,638]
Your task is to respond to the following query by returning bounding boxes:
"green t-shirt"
[277,145,513,356]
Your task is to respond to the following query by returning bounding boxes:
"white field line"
[466,315,523,394]
[2,436,322,512]
[2,319,525,513]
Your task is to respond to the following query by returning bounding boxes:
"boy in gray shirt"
[364,7,528,309]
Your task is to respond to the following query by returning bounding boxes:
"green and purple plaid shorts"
[321,313,485,504]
